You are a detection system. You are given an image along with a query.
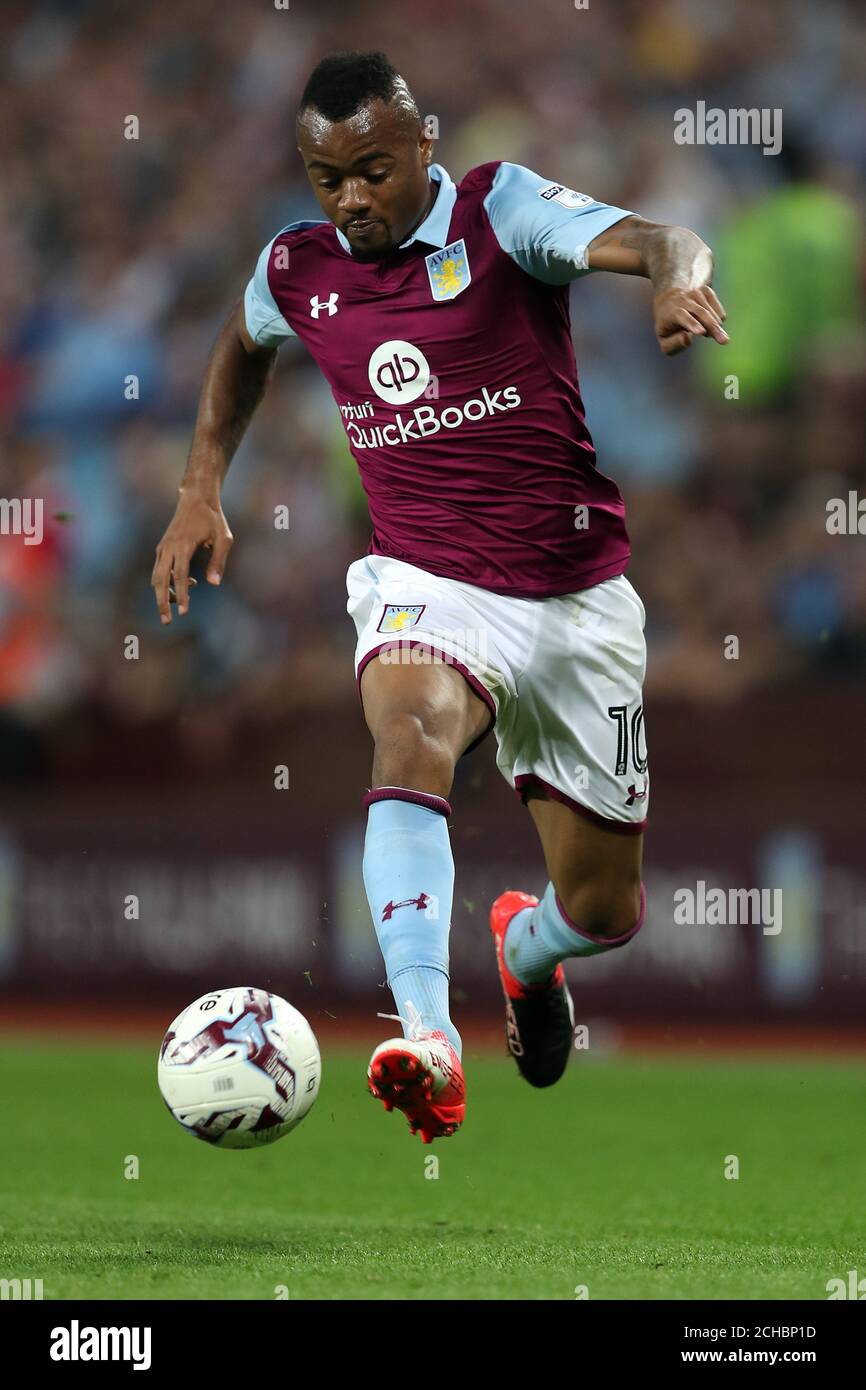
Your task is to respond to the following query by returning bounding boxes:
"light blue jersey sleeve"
[244,222,332,346]
[244,233,295,345]
[483,162,634,285]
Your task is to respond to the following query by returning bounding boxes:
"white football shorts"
[346,554,648,834]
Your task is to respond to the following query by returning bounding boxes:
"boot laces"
[376,998,427,1042]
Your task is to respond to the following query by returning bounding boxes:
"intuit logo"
[340,400,375,421]
[49,1320,152,1371]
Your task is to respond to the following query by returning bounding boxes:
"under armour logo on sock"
[382,893,430,922]
[310,292,339,318]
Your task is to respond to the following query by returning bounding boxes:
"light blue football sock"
[504,881,646,986]
[362,788,461,1057]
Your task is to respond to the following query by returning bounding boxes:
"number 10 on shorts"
[607,703,648,778]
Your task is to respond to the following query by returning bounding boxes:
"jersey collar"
[334,163,456,255]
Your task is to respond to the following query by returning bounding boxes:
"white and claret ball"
[158,987,321,1148]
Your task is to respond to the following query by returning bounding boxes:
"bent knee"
[371,709,458,792]
[557,876,644,941]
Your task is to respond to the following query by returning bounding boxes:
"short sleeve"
[243,235,296,347]
[483,162,634,284]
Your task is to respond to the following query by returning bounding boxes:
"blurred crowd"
[1,0,864,777]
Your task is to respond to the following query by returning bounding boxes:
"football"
[158,987,321,1148]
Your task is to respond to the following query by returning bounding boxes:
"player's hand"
[653,286,729,356]
[151,487,233,624]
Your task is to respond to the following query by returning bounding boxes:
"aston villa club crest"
[376,604,426,633]
[425,240,471,301]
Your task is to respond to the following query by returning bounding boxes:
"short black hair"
[298,50,418,124]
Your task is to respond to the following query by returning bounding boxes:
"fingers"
[659,329,694,356]
[168,576,197,607]
[702,285,727,321]
[670,300,726,340]
[151,548,175,625]
[172,551,191,617]
[690,299,729,343]
[151,545,199,623]
[658,288,730,354]
[206,530,233,586]
[672,305,708,336]
[152,499,231,623]
[690,287,729,343]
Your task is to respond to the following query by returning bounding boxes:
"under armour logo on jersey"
[310,293,339,318]
[381,893,430,922]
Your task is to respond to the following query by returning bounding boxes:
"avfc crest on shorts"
[425,240,471,301]
[377,604,426,633]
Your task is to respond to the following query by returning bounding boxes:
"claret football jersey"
[244,161,634,598]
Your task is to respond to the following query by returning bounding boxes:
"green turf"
[0,1038,864,1300]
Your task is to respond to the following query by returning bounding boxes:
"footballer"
[152,51,728,1143]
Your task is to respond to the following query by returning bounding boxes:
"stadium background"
[1,0,865,1047]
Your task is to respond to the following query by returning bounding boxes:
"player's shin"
[362,787,461,1055]
[504,880,646,986]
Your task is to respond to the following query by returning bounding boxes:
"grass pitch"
[1,1037,863,1300]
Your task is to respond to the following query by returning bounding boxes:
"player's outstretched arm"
[586,216,729,356]
[151,299,277,624]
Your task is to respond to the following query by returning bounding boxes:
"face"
[297,97,434,260]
